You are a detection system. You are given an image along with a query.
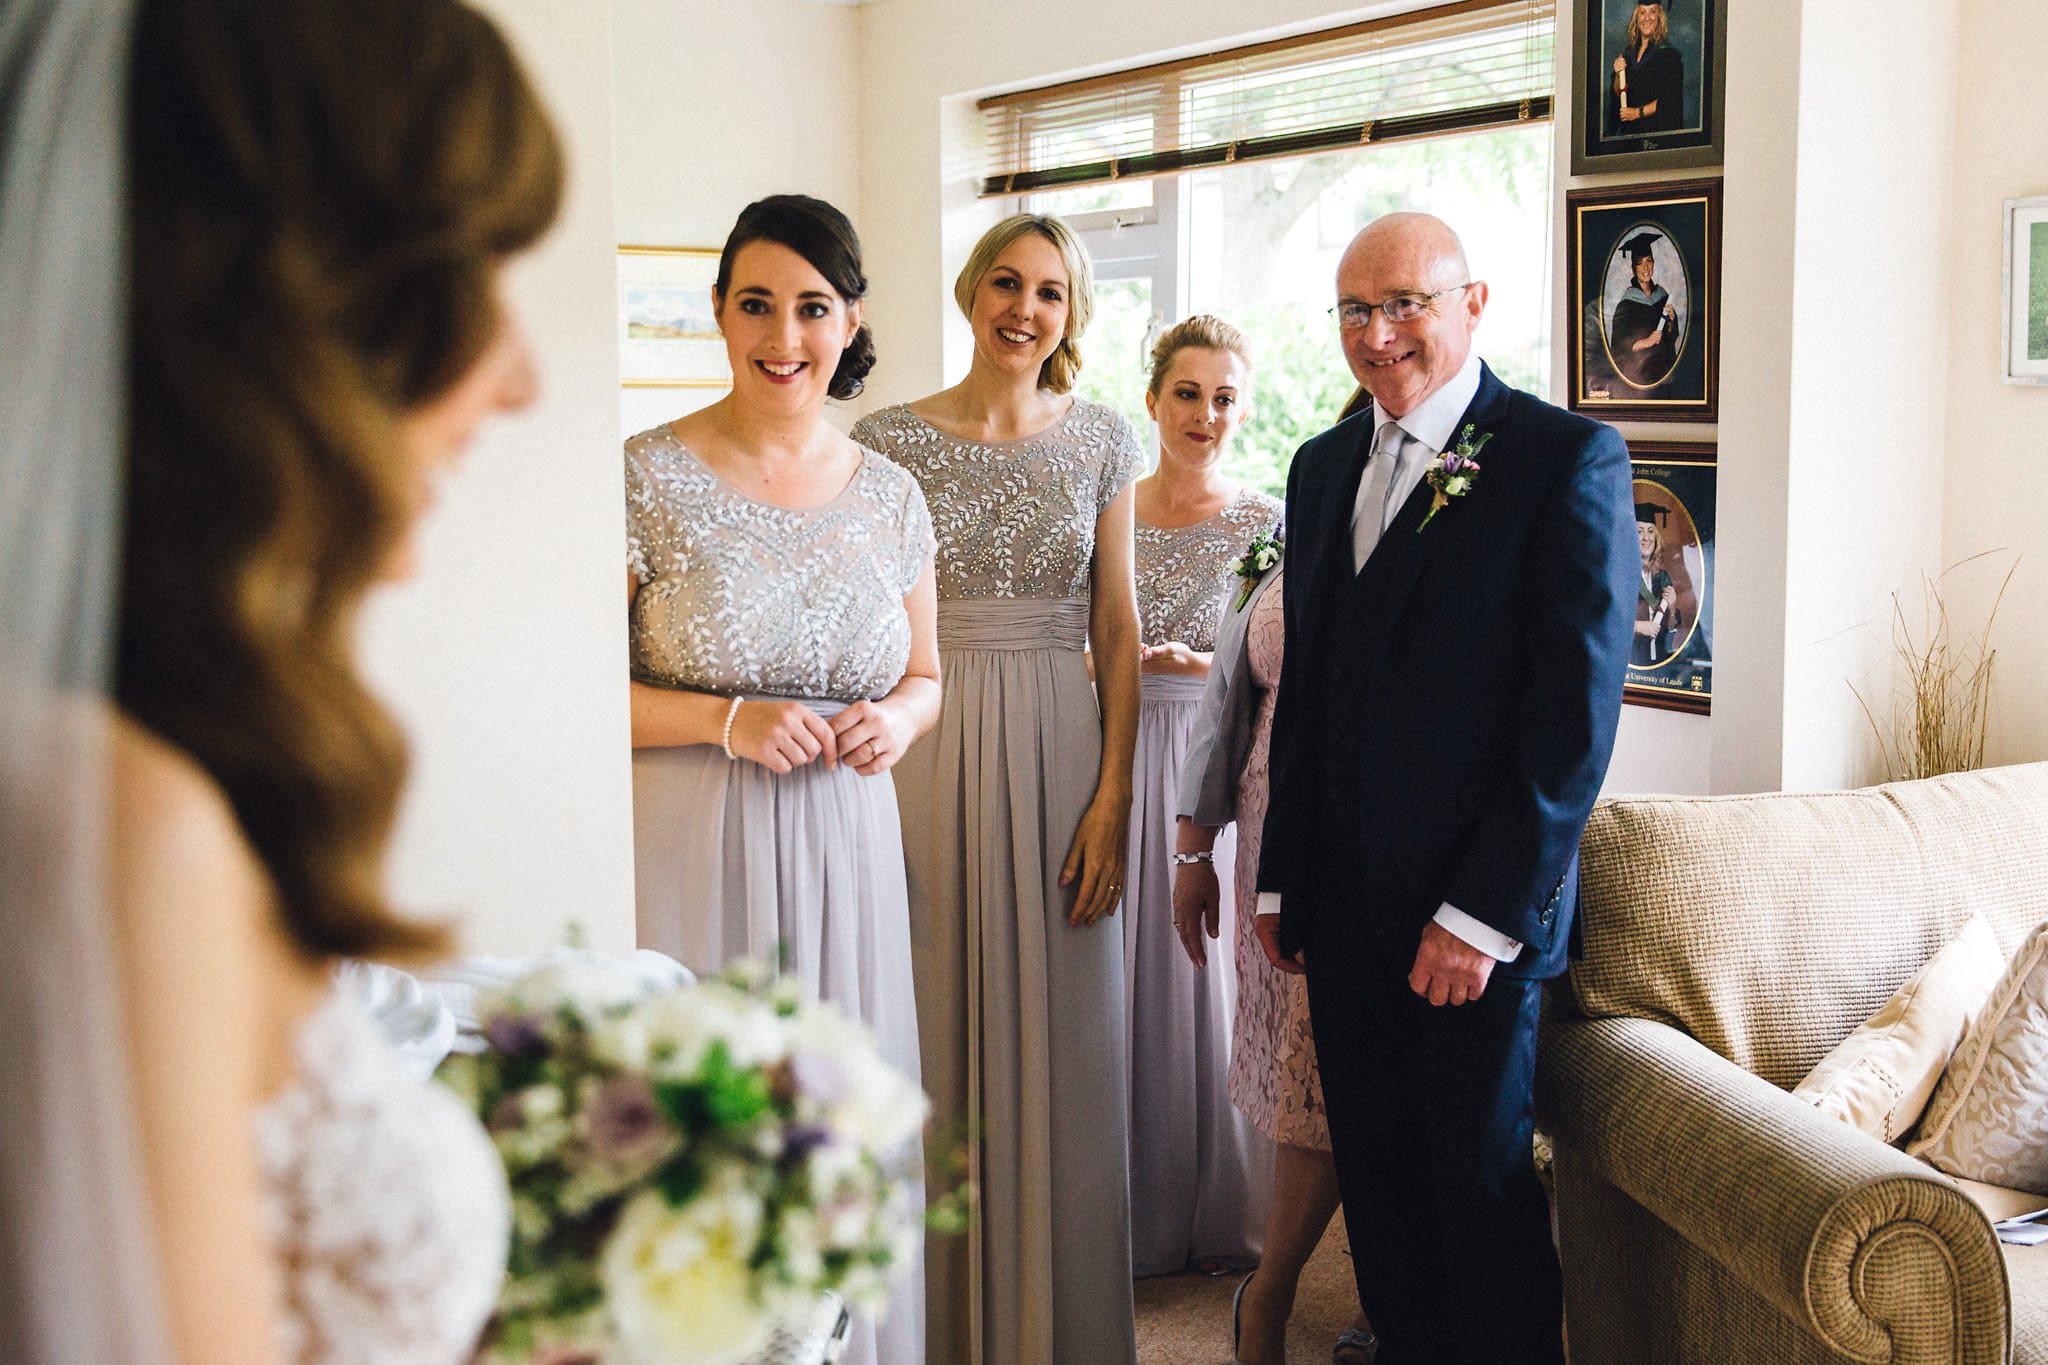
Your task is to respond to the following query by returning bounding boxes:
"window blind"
[978,0,1554,199]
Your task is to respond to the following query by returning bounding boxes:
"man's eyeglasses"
[1329,283,1474,330]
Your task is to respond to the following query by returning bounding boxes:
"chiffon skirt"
[1123,674,1269,1275]
[896,598,1136,1365]
[631,699,924,1365]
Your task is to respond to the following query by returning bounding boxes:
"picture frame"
[2004,195,2048,386]
[1571,0,1726,175]
[1567,177,1721,422]
[1624,441,1715,714]
[617,246,729,389]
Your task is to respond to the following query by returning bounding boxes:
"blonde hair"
[954,214,1095,393]
[1627,3,1670,46]
[1146,314,1253,396]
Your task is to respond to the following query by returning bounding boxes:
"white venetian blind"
[978,0,1554,198]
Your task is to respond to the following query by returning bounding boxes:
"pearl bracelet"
[720,695,744,760]
[1170,851,1215,865]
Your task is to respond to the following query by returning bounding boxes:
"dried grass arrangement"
[1852,551,2018,783]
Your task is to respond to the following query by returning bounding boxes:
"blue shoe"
[1333,1324,1380,1364]
[1231,1270,1256,1364]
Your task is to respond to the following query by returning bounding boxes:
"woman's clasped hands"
[724,697,910,776]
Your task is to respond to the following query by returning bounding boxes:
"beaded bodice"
[1134,488,1282,653]
[849,400,1142,601]
[625,427,935,702]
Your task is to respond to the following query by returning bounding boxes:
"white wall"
[1942,0,2048,770]
[611,0,863,439]
[361,0,637,954]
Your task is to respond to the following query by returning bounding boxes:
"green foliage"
[1230,303,1358,498]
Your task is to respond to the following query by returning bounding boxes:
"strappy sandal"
[1333,1324,1380,1364]
[1230,1270,1256,1364]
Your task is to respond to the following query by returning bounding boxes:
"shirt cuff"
[1434,903,1523,962]
[1256,892,1282,918]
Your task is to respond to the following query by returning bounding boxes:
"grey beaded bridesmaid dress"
[850,398,1142,1365]
[1126,487,1279,1276]
[624,426,933,1365]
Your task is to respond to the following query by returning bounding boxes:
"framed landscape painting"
[1568,178,1721,422]
[618,246,729,389]
[1571,0,1726,174]
[1624,441,1715,714]
[2005,196,2048,385]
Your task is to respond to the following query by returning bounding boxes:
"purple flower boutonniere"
[1417,424,1492,532]
[1228,524,1283,611]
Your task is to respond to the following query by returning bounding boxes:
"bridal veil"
[0,0,172,1356]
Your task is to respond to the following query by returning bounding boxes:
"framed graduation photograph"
[1568,178,1721,421]
[617,245,730,389]
[2004,195,2048,385]
[1624,441,1715,714]
[1571,0,1726,174]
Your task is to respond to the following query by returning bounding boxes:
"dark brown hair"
[715,195,876,401]
[119,0,563,958]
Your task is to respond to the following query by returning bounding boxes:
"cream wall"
[1942,0,2048,770]
[611,0,863,439]
[360,0,637,954]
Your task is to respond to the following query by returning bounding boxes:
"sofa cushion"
[1792,912,2006,1142]
[1911,919,2048,1193]
[1568,763,2048,1090]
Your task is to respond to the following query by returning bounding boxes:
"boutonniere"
[1417,423,1492,532]
[1227,524,1283,611]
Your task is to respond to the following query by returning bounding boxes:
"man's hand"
[1254,913,1306,976]
[1408,920,1495,1006]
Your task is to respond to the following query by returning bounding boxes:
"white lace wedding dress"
[254,988,510,1364]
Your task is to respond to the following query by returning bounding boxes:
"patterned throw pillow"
[1792,913,2006,1143]
[1909,919,2048,1193]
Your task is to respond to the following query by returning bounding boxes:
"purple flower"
[782,1122,833,1165]
[485,1011,546,1059]
[489,1093,528,1134]
[585,1075,671,1164]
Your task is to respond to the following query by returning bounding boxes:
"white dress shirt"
[1257,353,1522,964]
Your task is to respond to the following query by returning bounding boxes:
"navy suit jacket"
[1256,362,1635,980]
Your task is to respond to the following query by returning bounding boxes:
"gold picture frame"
[617,245,729,389]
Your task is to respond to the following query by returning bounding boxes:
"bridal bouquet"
[437,959,930,1365]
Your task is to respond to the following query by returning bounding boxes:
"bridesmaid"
[1123,316,1276,1277]
[625,194,937,1365]
[851,213,1141,1365]
[1174,541,1379,1364]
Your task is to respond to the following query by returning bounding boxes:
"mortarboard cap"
[1619,232,1662,262]
[1635,501,1669,526]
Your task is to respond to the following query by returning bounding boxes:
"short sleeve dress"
[849,398,1142,1365]
[624,425,933,1365]
[1124,488,1278,1275]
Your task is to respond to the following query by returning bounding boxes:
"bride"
[0,0,562,1358]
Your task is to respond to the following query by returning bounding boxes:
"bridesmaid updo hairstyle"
[715,195,876,401]
[1145,314,1254,397]
[954,214,1095,394]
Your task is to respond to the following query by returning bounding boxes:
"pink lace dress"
[1226,570,1331,1150]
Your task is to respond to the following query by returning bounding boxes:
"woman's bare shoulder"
[108,714,273,931]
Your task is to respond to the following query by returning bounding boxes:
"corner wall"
[1942,0,2048,770]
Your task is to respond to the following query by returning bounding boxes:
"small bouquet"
[1417,424,1491,532]
[437,960,930,1365]
[1228,523,1284,611]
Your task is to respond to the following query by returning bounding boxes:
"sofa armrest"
[1538,1012,2010,1363]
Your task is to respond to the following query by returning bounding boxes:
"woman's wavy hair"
[715,195,876,401]
[1627,3,1671,46]
[953,214,1095,394]
[120,0,563,959]
[1145,314,1254,397]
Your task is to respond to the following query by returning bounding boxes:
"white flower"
[639,983,789,1080]
[601,1177,771,1365]
[482,959,650,1028]
[591,1013,653,1071]
[782,1008,929,1154]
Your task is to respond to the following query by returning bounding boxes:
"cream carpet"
[1133,1212,1362,1364]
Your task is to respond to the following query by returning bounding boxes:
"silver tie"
[1351,419,1406,572]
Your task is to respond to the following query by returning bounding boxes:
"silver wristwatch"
[1170,851,1216,865]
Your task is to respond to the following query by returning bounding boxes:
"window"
[982,1,1555,495]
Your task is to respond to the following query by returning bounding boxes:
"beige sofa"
[1536,763,2048,1364]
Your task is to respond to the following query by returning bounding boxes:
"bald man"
[1254,214,1635,1363]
